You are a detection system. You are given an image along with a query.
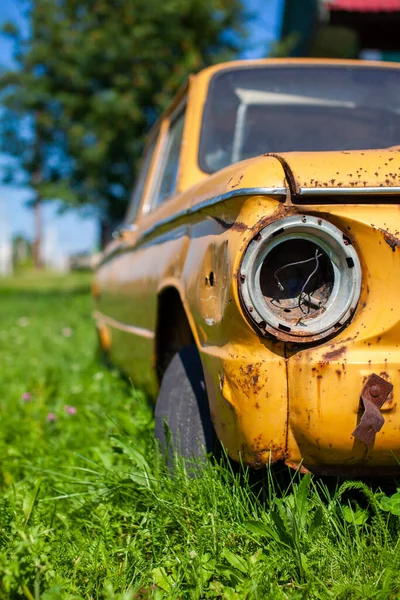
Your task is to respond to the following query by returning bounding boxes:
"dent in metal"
[199,240,230,327]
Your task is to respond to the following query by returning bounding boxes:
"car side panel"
[95,223,190,396]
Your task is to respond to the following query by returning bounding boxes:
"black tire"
[154,345,216,464]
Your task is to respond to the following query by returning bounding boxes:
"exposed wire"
[298,249,322,314]
[273,253,322,291]
[272,249,323,314]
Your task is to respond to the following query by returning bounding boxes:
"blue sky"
[0,0,284,253]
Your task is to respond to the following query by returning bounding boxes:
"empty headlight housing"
[239,215,362,343]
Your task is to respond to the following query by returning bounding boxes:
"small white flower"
[189,551,197,559]
[94,372,104,381]
[18,317,29,327]
[62,327,73,337]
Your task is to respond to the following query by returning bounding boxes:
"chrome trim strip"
[93,310,155,339]
[299,186,400,196]
[112,223,138,240]
[139,186,287,241]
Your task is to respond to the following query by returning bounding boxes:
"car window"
[199,65,400,174]
[124,137,157,223]
[153,111,185,208]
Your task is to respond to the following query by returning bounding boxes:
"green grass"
[1,272,400,599]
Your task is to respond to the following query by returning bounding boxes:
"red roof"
[328,0,400,10]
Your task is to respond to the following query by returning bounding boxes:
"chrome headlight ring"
[239,215,362,343]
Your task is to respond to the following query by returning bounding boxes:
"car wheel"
[154,345,216,465]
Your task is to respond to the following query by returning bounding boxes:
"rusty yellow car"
[93,58,400,475]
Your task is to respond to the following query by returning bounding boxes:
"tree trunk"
[100,218,113,249]
[32,197,43,269]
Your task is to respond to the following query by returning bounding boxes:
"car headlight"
[239,215,362,343]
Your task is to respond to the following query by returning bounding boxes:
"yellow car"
[94,58,400,476]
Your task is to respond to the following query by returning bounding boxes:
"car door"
[96,105,190,395]
[95,129,160,394]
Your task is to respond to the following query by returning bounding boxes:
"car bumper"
[200,339,400,475]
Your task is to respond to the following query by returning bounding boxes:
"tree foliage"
[0,0,246,227]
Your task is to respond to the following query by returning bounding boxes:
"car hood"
[270,146,400,196]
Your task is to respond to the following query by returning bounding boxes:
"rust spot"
[246,443,288,468]
[343,234,351,246]
[381,229,400,252]
[212,216,234,230]
[285,460,309,474]
[336,369,342,378]
[228,174,244,189]
[321,345,347,363]
[231,221,248,233]
[231,362,264,396]
[255,402,260,409]
[212,217,249,232]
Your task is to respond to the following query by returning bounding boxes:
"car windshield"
[199,64,400,174]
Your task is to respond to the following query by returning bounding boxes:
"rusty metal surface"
[285,460,310,474]
[381,228,400,252]
[352,373,393,447]
[274,147,400,194]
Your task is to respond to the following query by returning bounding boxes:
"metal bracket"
[352,373,393,447]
